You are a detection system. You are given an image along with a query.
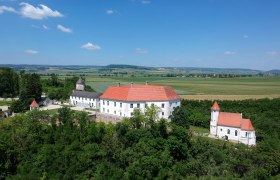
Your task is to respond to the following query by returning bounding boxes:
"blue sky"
[0,0,279,70]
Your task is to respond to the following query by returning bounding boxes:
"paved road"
[40,104,96,115]
[0,98,19,101]
[0,106,9,111]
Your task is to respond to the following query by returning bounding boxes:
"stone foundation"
[95,113,123,124]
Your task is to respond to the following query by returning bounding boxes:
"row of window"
[221,128,249,137]
[72,96,95,101]
[102,108,166,116]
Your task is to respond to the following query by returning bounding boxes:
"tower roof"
[211,101,220,111]
[100,85,180,101]
[30,100,39,107]
[76,78,84,85]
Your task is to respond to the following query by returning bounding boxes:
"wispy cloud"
[135,48,149,54]
[81,43,101,51]
[141,1,151,4]
[266,51,278,56]
[42,25,49,30]
[25,49,38,54]
[106,9,114,15]
[242,34,249,39]
[0,5,16,13]
[57,24,72,33]
[20,3,63,20]
[224,51,236,55]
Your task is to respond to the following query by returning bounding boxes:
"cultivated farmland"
[85,76,280,100]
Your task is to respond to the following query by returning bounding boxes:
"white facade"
[99,99,180,120]
[70,96,100,109]
[210,109,256,146]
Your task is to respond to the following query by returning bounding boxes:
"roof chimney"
[131,82,134,87]
[145,81,148,85]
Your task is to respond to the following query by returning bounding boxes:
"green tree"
[170,106,189,129]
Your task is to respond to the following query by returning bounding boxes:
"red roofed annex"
[210,101,256,146]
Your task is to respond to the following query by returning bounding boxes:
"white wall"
[239,130,256,146]
[99,99,180,120]
[217,126,241,141]
[70,96,99,109]
[210,110,219,135]
[216,125,256,146]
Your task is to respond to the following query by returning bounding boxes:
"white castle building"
[69,78,102,109]
[210,101,256,146]
[99,84,181,120]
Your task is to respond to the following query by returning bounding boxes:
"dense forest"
[0,99,279,179]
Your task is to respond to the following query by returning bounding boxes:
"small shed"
[30,100,39,110]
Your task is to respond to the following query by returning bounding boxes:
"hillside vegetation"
[0,99,279,179]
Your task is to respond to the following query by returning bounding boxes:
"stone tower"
[210,101,220,136]
[76,78,85,91]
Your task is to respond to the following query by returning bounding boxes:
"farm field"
[85,76,280,100]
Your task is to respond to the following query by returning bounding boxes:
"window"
[114,111,116,114]
[130,104,133,108]
[114,102,116,107]
[107,101,109,106]
[137,103,140,108]
[120,103,122,108]
[162,112,164,116]
[227,129,230,135]
[162,103,164,108]
[107,109,109,113]
[245,132,248,137]
[120,112,122,116]
[235,130,238,136]
[220,128,222,132]
[103,100,105,105]
[103,108,105,112]
[145,104,148,108]
[131,112,133,116]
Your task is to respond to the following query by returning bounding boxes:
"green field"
[85,76,280,99]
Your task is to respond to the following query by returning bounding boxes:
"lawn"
[190,126,209,134]
[0,101,12,106]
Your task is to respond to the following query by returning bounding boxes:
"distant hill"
[161,67,262,74]
[0,64,279,75]
[265,69,280,74]
[104,64,154,70]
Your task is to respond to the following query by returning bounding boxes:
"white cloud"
[141,1,151,4]
[81,43,101,51]
[20,3,63,20]
[57,24,72,33]
[0,5,16,13]
[224,51,236,55]
[106,9,114,15]
[25,49,38,54]
[135,48,149,54]
[266,51,278,56]
[243,34,249,39]
[42,25,49,30]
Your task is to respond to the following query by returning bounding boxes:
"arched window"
[235,130,238,136]
[227,129,230,134]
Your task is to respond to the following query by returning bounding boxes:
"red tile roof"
[241,119,255,131]
[218,112,242,127]
[211,101,220,111]
[100,85,181,101]
[30,100,39,107]
[217,112,255,131]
